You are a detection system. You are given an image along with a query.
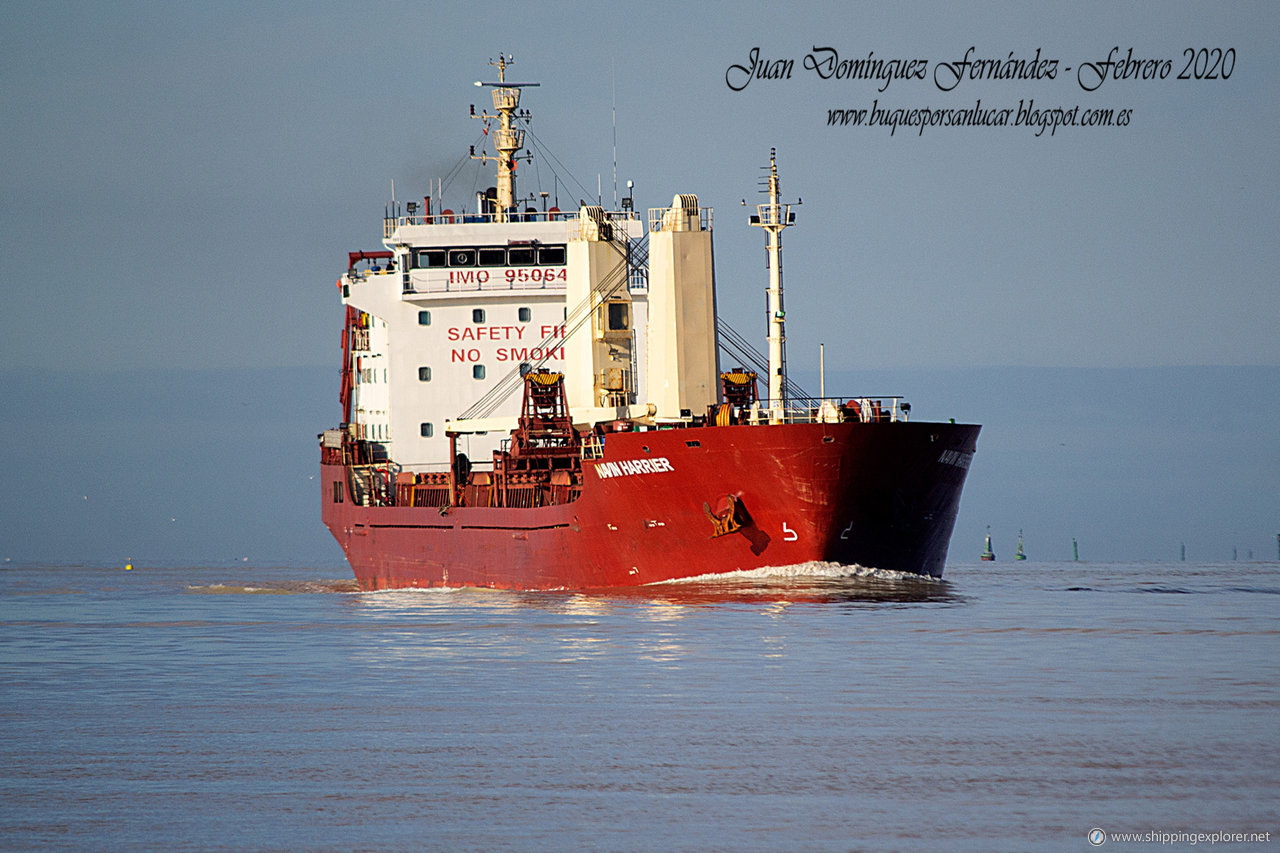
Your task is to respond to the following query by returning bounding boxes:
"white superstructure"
[338,55,719,473]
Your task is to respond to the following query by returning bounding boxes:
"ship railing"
[647,206,713,233]
[571,211,637,242]
[393,469,583,510]
[402,273,562,295]
[345,267,396,286]
[748,396,909,425]
[384,208,638,237]
[581,433,605,460]
[348,461,401,507]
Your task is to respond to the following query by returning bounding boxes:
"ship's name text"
[593,457,675,479]
[938,449,973,469]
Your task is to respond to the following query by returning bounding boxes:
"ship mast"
[472,54,538,223]
[750,149,795,424]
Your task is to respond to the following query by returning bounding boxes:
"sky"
[1,1,1277,566]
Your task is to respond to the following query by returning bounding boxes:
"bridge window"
[419,245,563,267]
[507,247,536,265]
[478,247,507,266]
[416,249,446,268]
[537,245,566,265]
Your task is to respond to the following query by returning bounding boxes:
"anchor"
[703,494,749,538]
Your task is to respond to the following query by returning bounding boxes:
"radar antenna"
[470,54,540,223]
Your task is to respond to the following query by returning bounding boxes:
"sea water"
[1,560,1276,851]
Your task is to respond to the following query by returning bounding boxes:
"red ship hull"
[321,420,979,590]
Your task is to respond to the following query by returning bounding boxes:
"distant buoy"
[125,563,133,571]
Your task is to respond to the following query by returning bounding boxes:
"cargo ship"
[319,55,980,590]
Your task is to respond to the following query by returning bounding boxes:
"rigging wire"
[457,230,642,421]
[717,318,813,401]
[522,127,599,211]
[414,111,814,416]
[433,126,586,217]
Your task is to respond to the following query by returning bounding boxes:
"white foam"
[360,584,466,595]
[648,561,942,586]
